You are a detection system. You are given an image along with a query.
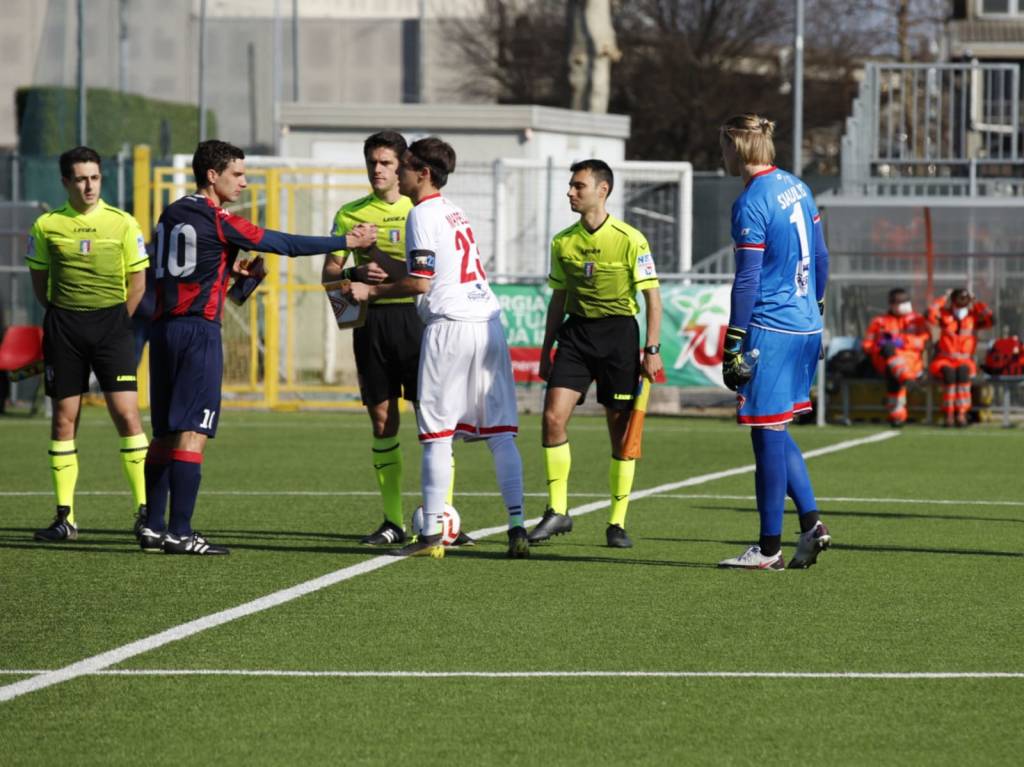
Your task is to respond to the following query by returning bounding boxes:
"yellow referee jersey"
[548,214,659,318]
[331,193,414,305]
[26,199,148,311]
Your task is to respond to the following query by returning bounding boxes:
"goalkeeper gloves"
[722,326,752,392]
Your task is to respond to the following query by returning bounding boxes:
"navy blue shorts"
[149,318,223,438]
[736,325,821,426]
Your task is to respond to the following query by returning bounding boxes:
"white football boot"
[718,545,785,570]
[789,521,832,569]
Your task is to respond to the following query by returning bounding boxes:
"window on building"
[979,0,1017,16]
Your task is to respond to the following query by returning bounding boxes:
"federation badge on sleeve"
[136,234,147,258]
[638,252,657,277]
[26,236,34,257]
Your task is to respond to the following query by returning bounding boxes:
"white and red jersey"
[406,194,500,324]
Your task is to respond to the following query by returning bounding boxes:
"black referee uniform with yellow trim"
[547,214,660,409]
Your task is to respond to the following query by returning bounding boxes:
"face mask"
[894,301,912,316]
[954,307,969,320]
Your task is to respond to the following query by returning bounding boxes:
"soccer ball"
[412,504,461,545]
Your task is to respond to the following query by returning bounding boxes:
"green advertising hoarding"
[494,283,731,389]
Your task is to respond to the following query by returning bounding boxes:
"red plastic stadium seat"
[0,325,44,381]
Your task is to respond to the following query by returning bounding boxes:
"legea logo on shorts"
[116,375,137,382]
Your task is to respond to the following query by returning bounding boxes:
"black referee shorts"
[43,304,137,400]
[353,303,424,406]
[548,314,640,410]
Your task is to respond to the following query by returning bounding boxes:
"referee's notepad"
[323,280,367,329]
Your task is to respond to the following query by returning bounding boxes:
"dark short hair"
[59,146,101,179]
[192,140,245,189]
[570,159,614,196]
[951,287,971,305]
[888,288,909,302]
[406,137,456,188]
[364,130,407,162]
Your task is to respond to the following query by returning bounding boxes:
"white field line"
[2,489,1022,508]
[0,668,1021,680]
[0,430,897,705]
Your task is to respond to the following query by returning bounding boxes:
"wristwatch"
[644,344,661,355]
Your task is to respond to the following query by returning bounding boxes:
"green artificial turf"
[1,409,1021,765]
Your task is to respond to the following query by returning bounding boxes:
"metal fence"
[818,195,1024,417]
[842,62,1024,196]
[0,202,47,330]
[146,156,692,409]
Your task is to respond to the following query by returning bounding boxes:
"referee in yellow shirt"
[26,146,150,542]
[529,159,663,548]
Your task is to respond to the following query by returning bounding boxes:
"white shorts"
[417,317,518,443]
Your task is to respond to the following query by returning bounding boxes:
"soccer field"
[1,409,1022,765]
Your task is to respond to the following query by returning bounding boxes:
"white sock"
[421,440,452,536]
[487,433,524,528]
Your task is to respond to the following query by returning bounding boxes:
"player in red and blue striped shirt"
[140,140,376,555]
[716,114,832,571]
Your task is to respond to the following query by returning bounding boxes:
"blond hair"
[720,114,776,166]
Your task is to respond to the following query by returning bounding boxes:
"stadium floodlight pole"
[199,0,208,143]
[118,0,128,93]
[292,0,299,101]
[793,0,804,174]
[273,0,283,154]
[77,0,86,145]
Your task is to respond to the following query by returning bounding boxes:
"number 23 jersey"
[406,193,500,324]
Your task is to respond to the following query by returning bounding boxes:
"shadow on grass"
[202,528,364,543]
[647,535,1023,560]
[0,527,143,556]
[449,540,718,569]
[0,526,366,557]
[688,504,1024,525]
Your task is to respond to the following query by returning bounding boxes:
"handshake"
[346,222,377,249]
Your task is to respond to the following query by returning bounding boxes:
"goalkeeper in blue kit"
[717,114,832,570]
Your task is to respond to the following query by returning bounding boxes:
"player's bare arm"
[346,274,429,303]
[539,289,567,381]
[322,251,347,282]
[30,268,49,308]
[126,270,146,316]
[363,244,407,282]
[322,252,387,284]
[641,286,663,381]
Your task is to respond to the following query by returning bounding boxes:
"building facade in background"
[0,0,487,151]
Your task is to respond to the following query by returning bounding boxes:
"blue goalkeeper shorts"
[736,324,821,426]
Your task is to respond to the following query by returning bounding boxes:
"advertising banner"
[495,282,732,389]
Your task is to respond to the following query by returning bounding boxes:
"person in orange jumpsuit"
[927,288,994,427]
[862,288,930,426]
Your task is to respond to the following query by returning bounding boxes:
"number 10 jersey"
[406,193,500,325]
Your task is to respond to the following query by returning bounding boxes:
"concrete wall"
[1,0,486,151]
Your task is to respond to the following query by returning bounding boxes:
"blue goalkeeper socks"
[784,431,818,519]
[751,428,787,542]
